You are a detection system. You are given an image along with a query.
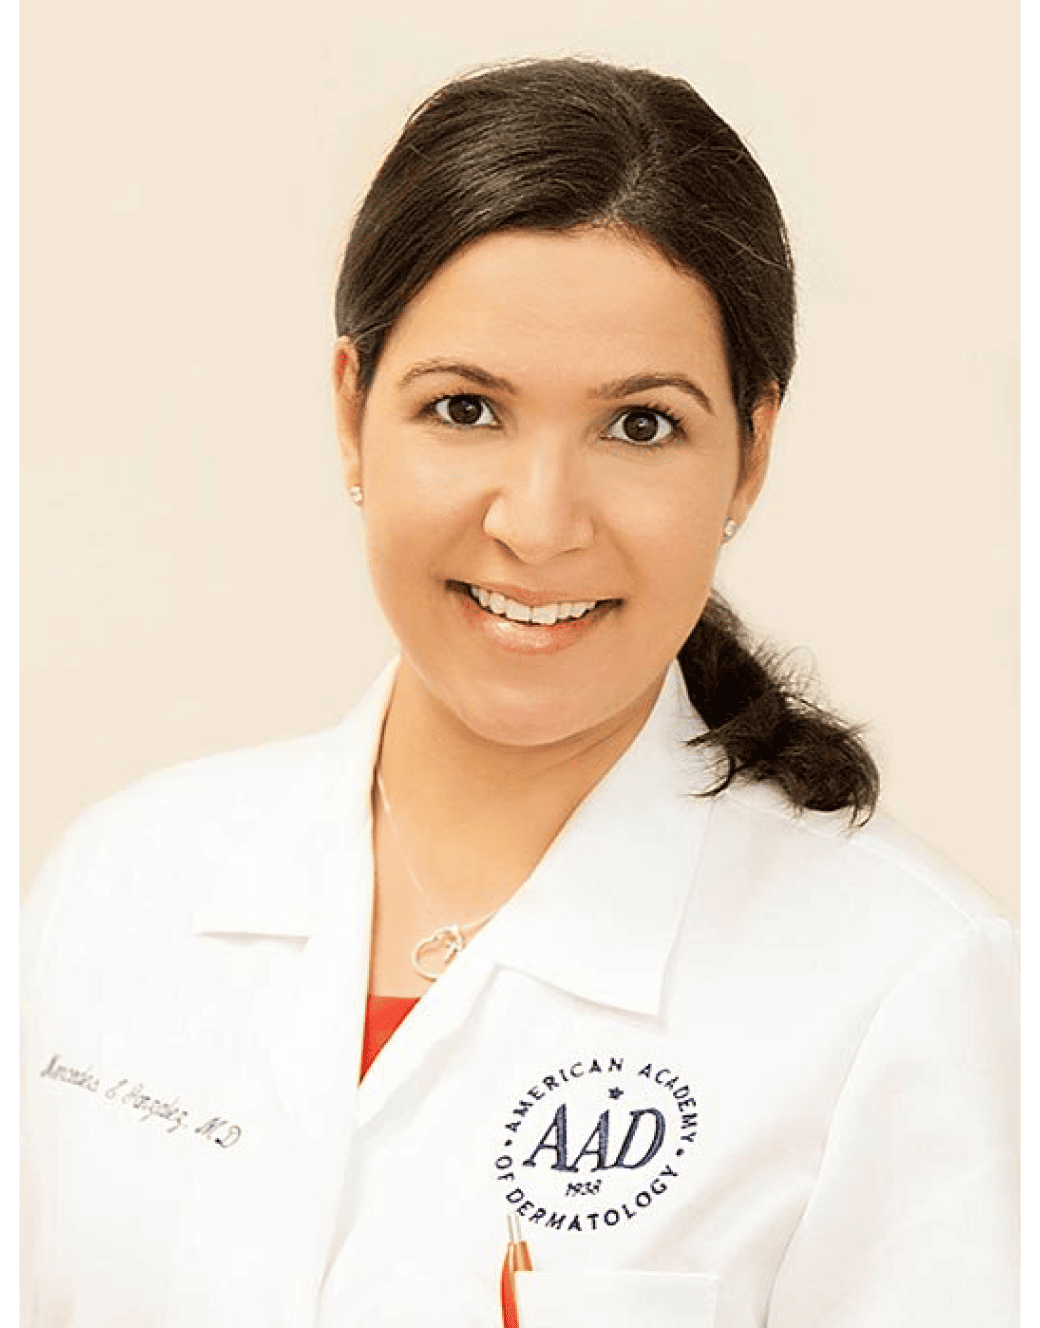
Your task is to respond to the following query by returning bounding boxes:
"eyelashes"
[603,405,679,447]
[431,395,496,428]
[424,393,684,449]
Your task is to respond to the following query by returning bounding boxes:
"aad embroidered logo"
[493,1053,698,1234]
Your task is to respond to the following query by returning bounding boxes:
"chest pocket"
[516,1270,718,1327]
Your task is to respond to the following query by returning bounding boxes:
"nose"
[481,436,594,565]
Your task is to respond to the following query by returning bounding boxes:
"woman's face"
[334,228,776,749]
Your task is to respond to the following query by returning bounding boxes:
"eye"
[605,408,677,447]
[432,394,497,427]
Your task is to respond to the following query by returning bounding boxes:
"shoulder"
[20,660,400,1027]
[24,664,396,933]
[658,778,1017,1083]
[687,777,1013,986]
[20,719,360,971]
[714,776,1003,920]
[59,722,349,865]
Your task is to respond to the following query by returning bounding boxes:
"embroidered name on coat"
[492,1055,698,1234]
[39,1053,243,1149]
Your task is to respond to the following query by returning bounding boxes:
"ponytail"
[679,595,880,825]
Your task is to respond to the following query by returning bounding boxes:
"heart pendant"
[411,924,466,981]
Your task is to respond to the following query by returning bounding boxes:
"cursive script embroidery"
[39,1054,243,1149]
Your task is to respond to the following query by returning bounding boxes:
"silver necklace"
[375,769,499,982]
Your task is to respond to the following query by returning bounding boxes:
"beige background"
[21,0,1019,915]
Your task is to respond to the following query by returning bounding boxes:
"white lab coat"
[21,662,1018,1328]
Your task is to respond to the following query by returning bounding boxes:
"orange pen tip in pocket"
[500,1213,534,1328]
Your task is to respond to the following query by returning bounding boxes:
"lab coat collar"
[189,661,396,939]
[191,659,716,1019]
[484,665,715,1017]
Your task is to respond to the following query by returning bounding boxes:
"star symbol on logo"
[608,1087,624,1100]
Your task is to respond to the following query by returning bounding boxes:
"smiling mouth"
[460,583,610,626]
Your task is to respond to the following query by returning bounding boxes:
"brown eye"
[607,408,675,446]
[433,395,495,427]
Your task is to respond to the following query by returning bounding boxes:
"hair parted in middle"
[336,58,795,442]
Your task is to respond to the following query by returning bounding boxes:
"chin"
[443,675,631,751]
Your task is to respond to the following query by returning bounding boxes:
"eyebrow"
[397,359,517,394]
[397,360,714,416]
[592,373,714,417]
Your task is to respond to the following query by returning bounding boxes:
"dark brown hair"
[335,58,879,823]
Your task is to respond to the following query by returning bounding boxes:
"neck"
[375,661,665,920]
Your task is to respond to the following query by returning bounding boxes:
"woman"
[21,59,1017,1327]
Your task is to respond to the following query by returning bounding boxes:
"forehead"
[375,228,732,399]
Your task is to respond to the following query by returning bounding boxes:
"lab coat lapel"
[488,663,715,1016]
[353,929,497,1130]
[354,665,714,1134]
[166,666,394,1323]
[161,659,711,1314]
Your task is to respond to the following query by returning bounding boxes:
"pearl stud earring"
[349,486,364,507]
[723,518,738,540]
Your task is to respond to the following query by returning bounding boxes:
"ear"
[729,385,780,525]
[332,336,365,492]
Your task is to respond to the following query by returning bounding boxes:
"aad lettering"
[492,1054,699,1234]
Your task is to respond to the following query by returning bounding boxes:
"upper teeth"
[468,585,599,625]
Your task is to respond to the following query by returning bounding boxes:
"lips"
[466,584,600,626]
[447,579,618,657]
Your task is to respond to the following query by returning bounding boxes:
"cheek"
[359,437,481,613]
[629,490,728,599]
[363,419,436,505]
[362,410,494,516]
[653,538,721,637]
